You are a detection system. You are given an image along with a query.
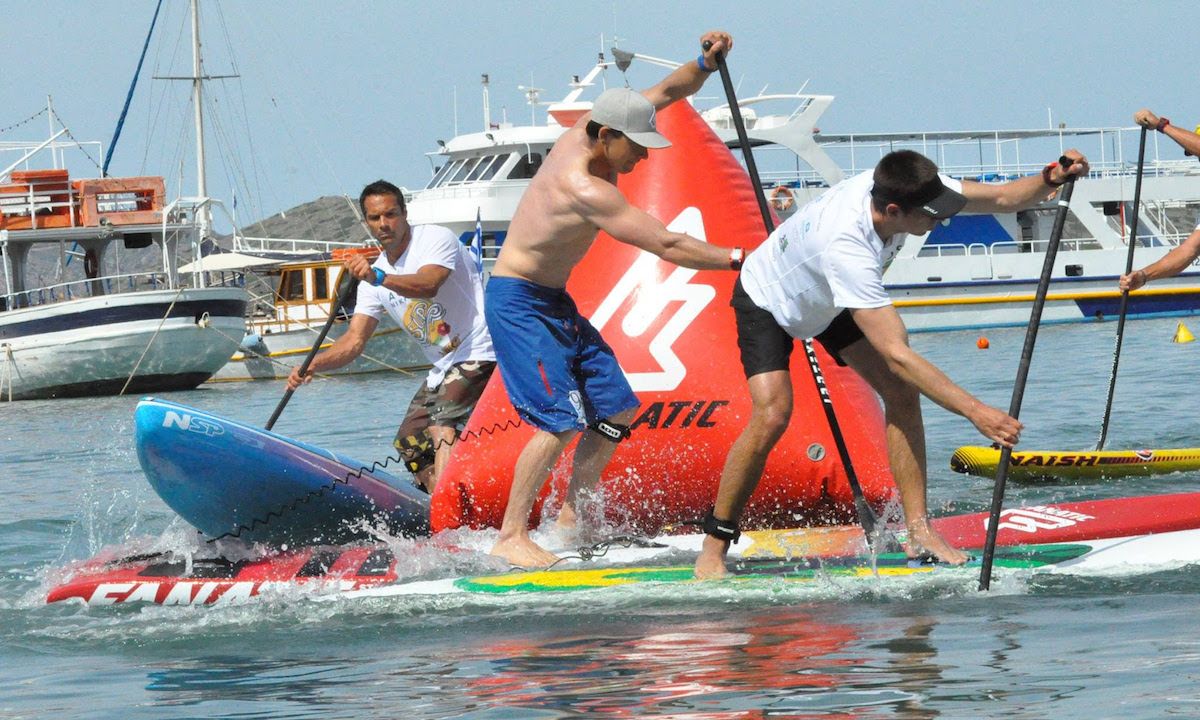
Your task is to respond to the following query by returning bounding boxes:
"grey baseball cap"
[590,88,671,149]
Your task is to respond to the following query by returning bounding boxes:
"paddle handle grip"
[265,271,360,431]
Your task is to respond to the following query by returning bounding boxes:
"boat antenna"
[154,0,237,236]
[104,0,164,177]
[482,74,491,131]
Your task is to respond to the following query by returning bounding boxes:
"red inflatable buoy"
[431,101,895,534]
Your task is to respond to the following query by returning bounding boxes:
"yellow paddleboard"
[950,446,1200,481]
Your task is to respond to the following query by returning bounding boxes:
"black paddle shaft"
[265,270,360,431]
[1096,128,1148,450]
[704,41,888,547]
[979,166,1077,590]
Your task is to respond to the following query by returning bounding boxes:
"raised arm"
[575,174,740,270]
[640,31,733,111]
[960,149,1089,214]
[1135,109,1200,157]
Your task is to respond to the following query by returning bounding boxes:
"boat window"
[426,162,456,190]
[448,158,480,185]
[281,269,306,301]
[313,267,329,300]
[478,154,505,181]
[466,155,499,182]
[508,152,543,179]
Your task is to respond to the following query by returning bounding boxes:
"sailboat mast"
[190,0,209,234]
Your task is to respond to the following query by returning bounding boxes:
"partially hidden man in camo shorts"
[394,360,496,492]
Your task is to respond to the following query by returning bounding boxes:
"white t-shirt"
[740,170,963,339]
[354,224,494,388]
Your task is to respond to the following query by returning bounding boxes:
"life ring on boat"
[769,186,794,212]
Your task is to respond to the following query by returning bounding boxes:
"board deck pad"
[448,545,1091,594]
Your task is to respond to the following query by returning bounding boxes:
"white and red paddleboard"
[47,491,1200,606]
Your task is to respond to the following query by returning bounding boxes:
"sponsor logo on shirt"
[392,295,460,354]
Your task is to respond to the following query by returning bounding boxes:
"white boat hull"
[889,267,1200,332]
[0,287,249,400]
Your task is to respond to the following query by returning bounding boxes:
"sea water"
[2,317,1199,719]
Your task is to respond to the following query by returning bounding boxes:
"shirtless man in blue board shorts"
[694,148,1091,579]
[486,31,745,567]
[1119,110,1200,293]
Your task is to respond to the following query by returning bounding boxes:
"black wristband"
[1157,117,1171,132]
[1041,162,1064,188]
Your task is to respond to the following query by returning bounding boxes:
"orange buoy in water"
[977,337,990,349]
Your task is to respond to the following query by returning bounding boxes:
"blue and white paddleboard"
[135,397,430,546]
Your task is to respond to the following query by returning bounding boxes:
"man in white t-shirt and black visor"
[695,148,1090,579]
[287,180,496,494]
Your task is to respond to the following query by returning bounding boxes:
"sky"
[2,1,1193,235]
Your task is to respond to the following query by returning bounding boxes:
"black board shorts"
[731,276,864,378]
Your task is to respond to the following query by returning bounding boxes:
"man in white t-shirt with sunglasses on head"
[695,148,1090,579]
[287,180,495,495]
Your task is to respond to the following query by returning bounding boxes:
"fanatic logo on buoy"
[591,206,716,392]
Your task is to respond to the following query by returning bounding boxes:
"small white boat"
[404,46,1200,332]
[0,123,248,401]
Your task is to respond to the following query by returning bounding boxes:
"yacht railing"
[231,235,368,255]
[913,230,1192,261]
[1,270,181,310]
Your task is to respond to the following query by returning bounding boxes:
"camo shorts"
[393,360,497,450]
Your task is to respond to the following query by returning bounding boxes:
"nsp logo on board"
[992,506,1096,533]
[162,410,226,438]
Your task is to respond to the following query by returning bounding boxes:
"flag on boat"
[469,207,484,273]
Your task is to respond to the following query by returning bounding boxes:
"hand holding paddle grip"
[265,270,361,431]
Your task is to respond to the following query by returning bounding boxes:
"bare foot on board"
[693,537,730,579]
[489,534,561,568]
[905,520,969,565]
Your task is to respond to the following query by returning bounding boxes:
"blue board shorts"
[484,276,640,433]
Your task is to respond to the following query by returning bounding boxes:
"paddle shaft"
[979,172,1076,590]
[265,270,360,431]
[705,43,885,545]
[1096,127,1148,450]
